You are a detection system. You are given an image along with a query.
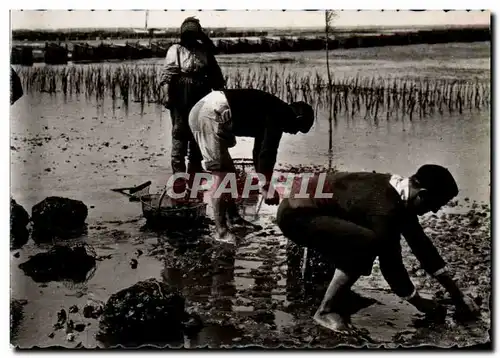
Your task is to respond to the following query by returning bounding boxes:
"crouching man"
[276,164,479,333]
[188,88,314,244]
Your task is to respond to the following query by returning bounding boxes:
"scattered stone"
[130,259,138,269]
[18,244,96,283]
[469,217,481,228]
[83,299,104,319]
[57,309,67,325]
[48,332,54,339]
[66,319,74,333]
[136,249,143,257]
[66,333,75,342]
[74,323,86,332]
[69,305,79,314]
[31,196,88,242]
[96,254,112,261]
[13,252,20,258]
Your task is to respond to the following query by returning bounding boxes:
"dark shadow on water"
[18,244,97,283]
[31,224,88,244]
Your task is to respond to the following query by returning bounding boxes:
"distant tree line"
[12,29,269,42]
[11,27,490,66]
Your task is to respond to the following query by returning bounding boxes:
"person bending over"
[189,88,314,244]
[276,164,479,333]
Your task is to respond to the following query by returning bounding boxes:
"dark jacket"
[223,89,296,183]
[280,171,447,298]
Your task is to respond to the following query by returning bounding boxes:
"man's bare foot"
[313,311,352,333]
[215,229,237,245]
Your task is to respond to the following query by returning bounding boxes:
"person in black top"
[276,164,479,333]
[188,89,314,244]
[159,17,225,176]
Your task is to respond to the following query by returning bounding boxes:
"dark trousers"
[170,106,203,174]
[276,199,377,276]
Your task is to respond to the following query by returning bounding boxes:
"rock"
[97,278,190,347]
[10,198,30,250]
[66,319,74,333]
[74,323,86,332]
[31,197,88,242]
[18,244,96,283]
[83,300,104,319]
[57,309,67,324]
[66,333,75,342]
[130,259,138,269]
[69,305,78,314]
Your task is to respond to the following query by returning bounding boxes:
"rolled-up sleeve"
[159,44,181,87]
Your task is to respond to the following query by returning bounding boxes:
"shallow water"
[10,42,491,348]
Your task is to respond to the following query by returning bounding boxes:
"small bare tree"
[325,10,337,170]
[325,10,337,89]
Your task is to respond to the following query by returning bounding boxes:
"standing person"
[159,17,225,189]
[276,165,480,333]
[188,88,315,244]
[11,66,23,105]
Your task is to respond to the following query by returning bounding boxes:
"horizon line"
[11,23,490,32]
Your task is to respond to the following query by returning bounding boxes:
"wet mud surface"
[10,193,491,349]
[10,91,490,349]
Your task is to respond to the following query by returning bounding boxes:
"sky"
[10,10,491,30]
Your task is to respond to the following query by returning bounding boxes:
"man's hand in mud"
[454,295,480,323]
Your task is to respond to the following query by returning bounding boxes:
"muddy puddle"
[10,194,491,349]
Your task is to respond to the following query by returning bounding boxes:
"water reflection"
[285,240,380,316]
[161,242,240,347]
[162,243,237,315]
[210,246,237,312]
[285,241,336,306]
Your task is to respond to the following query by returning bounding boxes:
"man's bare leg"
[313,268,360,332]
[210,172,237,244]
